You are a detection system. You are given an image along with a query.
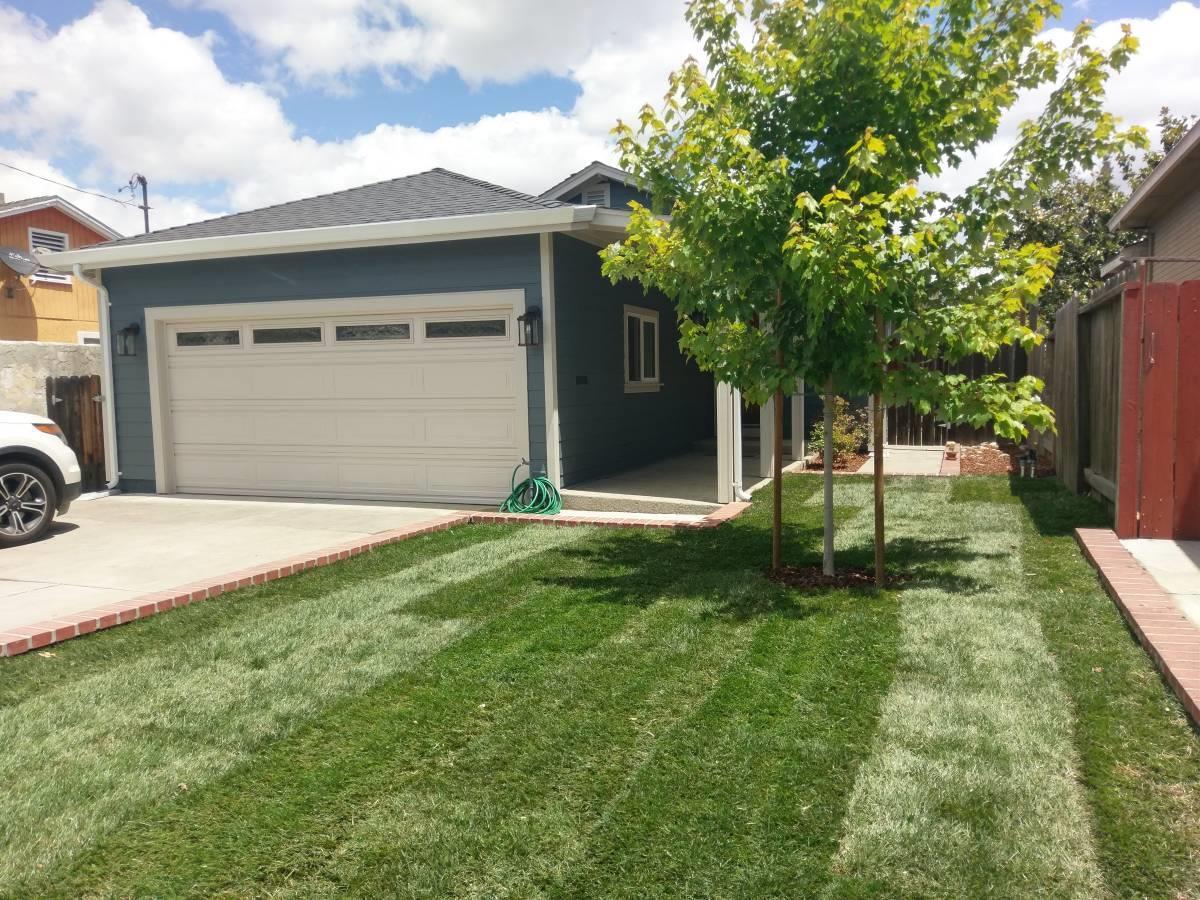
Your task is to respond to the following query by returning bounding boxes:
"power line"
[0,160,141,208]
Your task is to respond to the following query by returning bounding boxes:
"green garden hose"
[499,460,562,515]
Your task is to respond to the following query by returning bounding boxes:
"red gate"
[1116,280,1200,538]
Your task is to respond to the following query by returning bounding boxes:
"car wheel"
[0,463,57,547]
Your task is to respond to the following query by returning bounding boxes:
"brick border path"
[1076,527,1200,727]
[0,503,750,658]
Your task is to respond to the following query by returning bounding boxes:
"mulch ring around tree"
[766,565,905,590]
[805,453,869,473]
[958,441,1053,477]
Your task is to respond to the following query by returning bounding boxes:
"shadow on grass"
[540,512,994,622]
[1007,476,1111,536]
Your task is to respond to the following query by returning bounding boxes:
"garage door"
[156,294,528,504]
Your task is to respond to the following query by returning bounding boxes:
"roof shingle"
[101,169,569,248]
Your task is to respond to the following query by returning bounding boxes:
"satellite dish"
[0,246,41,277]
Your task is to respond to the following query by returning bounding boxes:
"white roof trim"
[0,196,122,241]
[1110,120,1200,231]
[39,205,599,271]
[540,162,640,201]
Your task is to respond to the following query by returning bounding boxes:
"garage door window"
[252,325,323,345]
[425,319,506,339]
[176,329,240,347]
[335,322,411,342]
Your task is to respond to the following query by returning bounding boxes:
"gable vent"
[29,228,71,283]
[582,183,610,207]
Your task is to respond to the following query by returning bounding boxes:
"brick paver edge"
[0,501,752,657]
[1075,527,1200,727]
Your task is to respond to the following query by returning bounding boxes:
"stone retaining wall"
[0,340,102,416]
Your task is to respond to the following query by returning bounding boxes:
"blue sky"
[0,0,1194,235]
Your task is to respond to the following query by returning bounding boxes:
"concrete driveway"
[0,494,457,633]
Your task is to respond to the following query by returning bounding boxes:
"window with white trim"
[77,331,101,345]
[28,228,71,284]
[623,305,659,392]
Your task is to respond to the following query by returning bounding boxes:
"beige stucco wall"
[1151,190,1200,282]
[0,340,102,416]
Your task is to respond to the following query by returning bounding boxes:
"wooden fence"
[885,344,1026,446]
[45,374,106,492]
[1042,281,1123,502]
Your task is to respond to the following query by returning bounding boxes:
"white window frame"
[581,182,611,208]
[77,330,101,345]
[28,227,71,284]
[623,304,661,393]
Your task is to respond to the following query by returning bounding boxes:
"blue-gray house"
[43,162,756,508]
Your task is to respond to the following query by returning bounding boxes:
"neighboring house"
[42,167,725,505]
[0,195,121,343]
[1108,120,1200,281]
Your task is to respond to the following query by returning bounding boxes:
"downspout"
[73,264,120,490]
[731,388,752,501]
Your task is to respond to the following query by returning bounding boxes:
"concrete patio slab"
[1123,538,1200,628]
[0,494,457,634]
[858,446,945,476]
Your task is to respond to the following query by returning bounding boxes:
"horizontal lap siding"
[101,236,544,489]
[1153,192,1200,282]
[552,233,713,485]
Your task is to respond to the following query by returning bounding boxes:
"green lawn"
[2,476,1198,898]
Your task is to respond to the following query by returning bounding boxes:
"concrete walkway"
[857,446,945,476]
[1123,539,1200,628]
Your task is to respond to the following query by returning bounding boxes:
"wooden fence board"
[45,375,106,492]
[1052,298,1081,493]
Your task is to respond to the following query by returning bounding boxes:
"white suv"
[0,411,83,546]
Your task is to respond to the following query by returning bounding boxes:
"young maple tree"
[602,0,1141,577]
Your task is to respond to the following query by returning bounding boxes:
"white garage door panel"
[158,296,528,503]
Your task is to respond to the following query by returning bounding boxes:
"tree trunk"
[772,386,784,572]
[771,287,785,573]
[874,311,886,588]
[822,377,835,577]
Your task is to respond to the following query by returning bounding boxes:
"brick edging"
[1075,528,1200,727]
[0,502,751,658]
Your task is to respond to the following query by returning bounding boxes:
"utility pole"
[124,173,150,233]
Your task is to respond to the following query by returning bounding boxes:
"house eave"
[0,197,123,241]
[39,205,599,271]
[1109,120,1200,232]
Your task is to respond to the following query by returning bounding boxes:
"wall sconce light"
[116,322,141,357]
[517,306,542,348]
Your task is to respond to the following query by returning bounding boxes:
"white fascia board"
[39,205,597,271]
[591,207,633,231]
[0,197,122,240]
[1109,120,1200,231]
[540,162,639,201]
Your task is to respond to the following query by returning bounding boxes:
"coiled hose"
[499,460,562,515]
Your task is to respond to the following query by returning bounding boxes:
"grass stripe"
[273,583,763,897]
[1007,478,1200,898]
[828,501,1105,898]
[0,525,589,890]
[548,590,901,898]
[22,534,661,897]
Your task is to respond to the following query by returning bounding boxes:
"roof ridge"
[430,168,567,209]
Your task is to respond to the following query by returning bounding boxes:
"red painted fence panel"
[1138,282,1179,538]
[1116,283,1142,538]
[1176,281,1200,539]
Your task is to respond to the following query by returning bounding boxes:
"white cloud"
[927,1,1200,196]
[0,0,1194,238]
[183,0,687,87]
